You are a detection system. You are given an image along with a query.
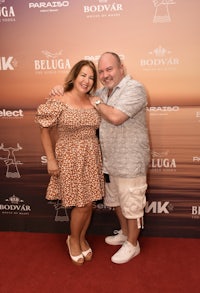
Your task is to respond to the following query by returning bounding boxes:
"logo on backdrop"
[0,0,16,22]
[47,200,113,222]
[0,195,31,216]
[0,143,23,178]
[48,200,113,222]
[193,156,200,164]
[41,155,47,164]
[192,111,200,163]
[140,46,180,71]
[0,109,24,118]
[34,50,71,75]
[191,206,200,219]
[84,53,125,65]
[147,106,179,115]
[195,111,200,123]
[48,200,70,222]
[93,201,113,211]
[83,0,123,18]
[28,1,70,13]
[150,150,177,172]
[145,201,174,214]
[153,0,176,23]
[0,56,18,71]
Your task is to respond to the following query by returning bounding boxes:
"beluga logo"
[150,150,177,171]
[34,49,71,75]
[0,0,16,22]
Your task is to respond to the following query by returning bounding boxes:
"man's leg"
[127,218,140,247]
[104,178,128,245]
[115,206,128,236]
[109,176,147,264]
[115,207,140,246]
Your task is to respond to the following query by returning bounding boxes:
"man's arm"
[89,96,129,126]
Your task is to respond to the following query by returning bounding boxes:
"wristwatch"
[95,100,102,106]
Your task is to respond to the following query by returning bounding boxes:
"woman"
[35,60,104,265]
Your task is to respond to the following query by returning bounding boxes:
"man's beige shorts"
[104,175,147,219]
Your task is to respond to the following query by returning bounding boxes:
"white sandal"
[66,236,84,265]
[82,242,93,261]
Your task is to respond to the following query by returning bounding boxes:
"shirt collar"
[106,75,131,97]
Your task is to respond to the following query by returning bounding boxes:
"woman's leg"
[80,203,93,251]
[69,203,92,256]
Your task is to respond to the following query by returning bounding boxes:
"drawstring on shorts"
[137,216,144,229]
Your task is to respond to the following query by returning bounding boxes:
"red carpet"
[0,232,199,293]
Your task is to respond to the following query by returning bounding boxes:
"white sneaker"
[111,241,140,264]
[105,230,127,246]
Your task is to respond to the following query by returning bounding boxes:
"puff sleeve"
[35,98,64,128]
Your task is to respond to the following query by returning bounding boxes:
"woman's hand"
[47,158,59,176]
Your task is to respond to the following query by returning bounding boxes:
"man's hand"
[89,96,129,126]
[89,96,102,108]
[49,85,64,97]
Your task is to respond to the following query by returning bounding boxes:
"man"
[89,52,150,264]
[50,52,150,264]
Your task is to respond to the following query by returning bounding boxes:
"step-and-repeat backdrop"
[0,0,199,237]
